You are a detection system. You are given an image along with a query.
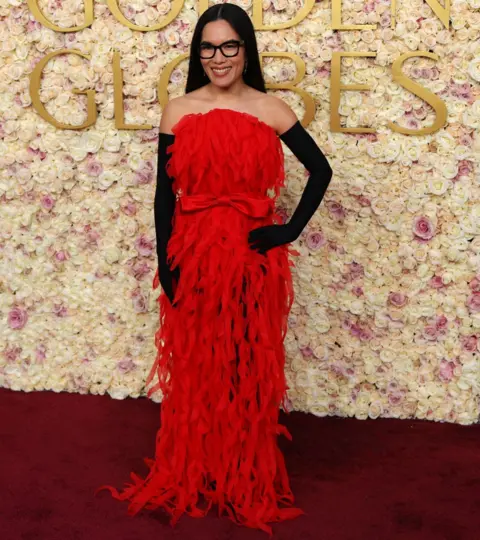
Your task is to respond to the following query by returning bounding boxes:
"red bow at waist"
[179,193,274,218]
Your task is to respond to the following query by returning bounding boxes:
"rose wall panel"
[0,0,479,423]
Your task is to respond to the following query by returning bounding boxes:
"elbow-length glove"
[154,132,179,304]
[248,121,333,254]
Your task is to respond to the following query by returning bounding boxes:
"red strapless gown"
[96,108,304,535]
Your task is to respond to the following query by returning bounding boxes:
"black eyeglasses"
[198,39,245,59]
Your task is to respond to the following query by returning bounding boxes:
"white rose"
[467,57,480,82]
[103,133,121,152]
[428,176,450,195]
[69,144,88,161]
[434,158,458,179]
[435,131,456,152]
[98,171,119,190]
[104,245,121,264]
[165,30,180,46]
[401,143,422,165]
[306,43,322,59]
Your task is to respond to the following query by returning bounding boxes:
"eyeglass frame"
[198,39,245,59]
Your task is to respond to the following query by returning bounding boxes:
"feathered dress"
[96,108,304,536]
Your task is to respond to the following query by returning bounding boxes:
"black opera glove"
[248,120,333,254]
[248,224,297,255]
[155,132,180,305]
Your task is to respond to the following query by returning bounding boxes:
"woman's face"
[199,20,246,88]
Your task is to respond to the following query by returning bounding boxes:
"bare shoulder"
[159,96,194,134]
[262,95,298,135]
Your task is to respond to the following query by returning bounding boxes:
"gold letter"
[107,0,183,31]
[332,0,376,31]
[158,53,189,109]
[27,0,93,32]
[262,53,315,127]
[113,52,153,130]
[389,52,447,135]
[29,49,96,130]
[330,51,376,133]
[425,0,450,29]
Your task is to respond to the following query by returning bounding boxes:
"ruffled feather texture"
[96,108,304,535]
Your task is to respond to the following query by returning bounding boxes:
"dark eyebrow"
[200,39,239,46]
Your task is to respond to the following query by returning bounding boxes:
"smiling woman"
[96,2,333,536]
[199,32,246,83]
[184,2,267,94]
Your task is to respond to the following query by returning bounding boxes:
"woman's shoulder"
[159,96,194,134]
[260,95,298,135]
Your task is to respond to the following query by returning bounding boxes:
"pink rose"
[405,117,420,130]
[466,292,480,313]
[461,335,477,352]
[349,323,374,341]
[40,195,55,211]
[388,292,408,308]
[118,357,136,374]
[306,230,326,250]
[135,234,154,257]
[300,346,314,358]
[139,129,159,143]
[327,201,346,222]
[435,315,448,329]
[54,250,68,262]
[352,286,363,297]
[22,191,35,203]
[3,345,22,362]
[274,206,289,224]
[346,261,364,281]
[470,276,480,292]
[53,303,68,317]
[355,195,371,206]
[429,275,445,289]
[171,69,183,84]
[27,20,41,31]
[388,391,404,406]
[423,324,439,341]
[358,328,374,341]
[8,306,28,329]
[132,290,148,313]
[35,344,47,363]
[86,160,103,177]
[439,359,455,382]
[122,201,137,216]
[413,216,435,241]
[129,260,150,281]
[316,64,331,78]
[413,106,427,120]
[458,135,473,148]
[85,227,101,246]
[135,166,154,185]
[458,159,473,176]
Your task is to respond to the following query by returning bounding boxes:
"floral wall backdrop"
[0,0,479,424]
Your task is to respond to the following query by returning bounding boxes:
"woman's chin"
[210,75,242,89]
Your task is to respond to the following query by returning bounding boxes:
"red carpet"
[1,387,479,540]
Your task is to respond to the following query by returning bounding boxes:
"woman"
[97,2,333,535]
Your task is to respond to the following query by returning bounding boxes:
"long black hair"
[185,3,266,94]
